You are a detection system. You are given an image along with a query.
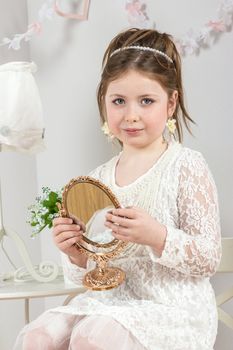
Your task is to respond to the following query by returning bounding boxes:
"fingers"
[53,223,83,236]
[105,207,137,228]
[105,219,130,241]
[105,207,145,243]
[53,217,73,226]
[108,207,136,219]
[53,226,84,252]
[105,208,136,241]
[52,216,87,256]
[105,213,131,228]
[58,235,82,251]
[53,216,85,228]
[69,214,86,231]
[112,227,131,242]
[53,216,86,237]
[55,230,83,244]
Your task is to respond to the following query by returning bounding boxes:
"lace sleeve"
[61,252,86,285]
[151,151,222,277]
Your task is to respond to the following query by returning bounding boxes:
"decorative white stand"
[0,179,59,283]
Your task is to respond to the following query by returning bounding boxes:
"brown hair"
[97,28,195,142]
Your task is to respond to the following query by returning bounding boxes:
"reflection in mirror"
[85,206,116,246]
[66,182,115,224]
[64,179,120,249]
[60,176,127,291]
[66,184,117,247]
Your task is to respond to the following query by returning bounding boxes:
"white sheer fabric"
[0,61,45,153]
[69,315,146,350]
[14,141,221,350]
[14,312,144,350]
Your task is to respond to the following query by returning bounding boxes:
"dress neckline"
[111,141,179,190]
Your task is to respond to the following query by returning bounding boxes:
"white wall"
[1,0,232,349]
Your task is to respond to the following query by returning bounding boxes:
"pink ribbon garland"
[0,0,232,56]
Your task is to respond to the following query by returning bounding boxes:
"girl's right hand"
[52,216,85,260]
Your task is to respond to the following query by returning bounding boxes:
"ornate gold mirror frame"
[59,176,127,291]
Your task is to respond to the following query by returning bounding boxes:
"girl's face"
[104,70,177,150]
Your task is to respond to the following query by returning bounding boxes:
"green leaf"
[31,222,38,226]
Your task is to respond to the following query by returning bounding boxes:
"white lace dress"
[14,142,221,350]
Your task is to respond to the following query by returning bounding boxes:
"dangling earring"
[166,117,176,135]
[101,122,114,141]
[163,117,176,143]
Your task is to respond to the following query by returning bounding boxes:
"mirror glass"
[63,178,121,248]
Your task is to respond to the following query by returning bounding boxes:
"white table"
[0,276,85,324]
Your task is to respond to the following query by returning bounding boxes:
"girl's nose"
[125,105,140,123]
[125,116,139,123]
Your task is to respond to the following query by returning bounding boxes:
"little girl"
[14,28,221,350]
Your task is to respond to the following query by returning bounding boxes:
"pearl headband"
[110,45,173,64]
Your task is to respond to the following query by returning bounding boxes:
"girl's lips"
[124,128,143,132]
[123,128,144,137]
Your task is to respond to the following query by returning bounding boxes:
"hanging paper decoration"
[175,0,233,55]
[0,0,232,56]
[125,0,152,28]
[0,0,90,51]
[0,0,55,50]
[124,0,233,56]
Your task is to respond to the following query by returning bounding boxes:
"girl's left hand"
[105,207,167,250]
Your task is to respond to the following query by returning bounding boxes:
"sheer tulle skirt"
[13,310,146,350]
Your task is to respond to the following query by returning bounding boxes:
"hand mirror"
[59,176,127,291]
